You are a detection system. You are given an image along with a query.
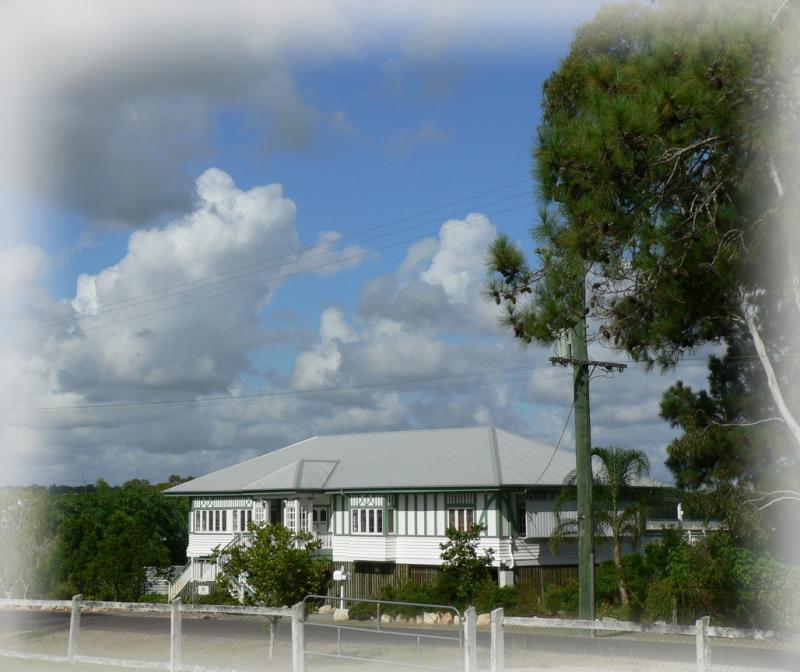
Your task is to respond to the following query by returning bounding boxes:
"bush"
[542,580,579,617]
[473,580,518,613]
[378,581,445,617]
[194,586,239,605]
[347,600,377,621]
[139,593,168,603]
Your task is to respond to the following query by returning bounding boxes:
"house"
[164,426,671,601]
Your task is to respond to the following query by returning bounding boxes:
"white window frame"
[446,507,475,532]
[351,507,383,535]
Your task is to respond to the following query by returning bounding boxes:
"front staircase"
[167,534,249,602]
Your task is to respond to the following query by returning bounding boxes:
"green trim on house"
[479,493,495,536]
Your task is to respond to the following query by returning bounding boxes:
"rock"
[476,613,491,627]
[333,608,349,621]
[454,615,460,625]
[423,612,439,625]
[415,615,424,625]
[381,614,392,624]
[395,615,406,624]
[439,612,454,625]
[318,605,333,615]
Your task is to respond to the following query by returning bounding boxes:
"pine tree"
[486,1,800,458]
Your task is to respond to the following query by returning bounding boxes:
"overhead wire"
[3,363,571,414]
[13,199,535,345]
[532,398,577,485]
[21,180,532,335]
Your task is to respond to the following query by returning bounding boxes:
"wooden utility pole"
[550,305,626,621]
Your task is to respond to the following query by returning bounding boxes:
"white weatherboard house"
[164,426,671,601]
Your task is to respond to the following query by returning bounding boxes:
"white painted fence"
[488,609,800,672]
[0,596,294,672]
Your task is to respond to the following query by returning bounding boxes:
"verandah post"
[490,607,504,672]
[170,597,182,672]
[67,594,82,660]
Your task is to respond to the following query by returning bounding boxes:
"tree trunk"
[768,157,800,317]
[613,535,629,605]
[268,616,279,659]
[743,303,800,454]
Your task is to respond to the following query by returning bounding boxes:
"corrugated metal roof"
[164,426,663,495]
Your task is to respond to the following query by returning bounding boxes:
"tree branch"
[742,301,800,453]
[747,490,800,511]
[708,417,784,429]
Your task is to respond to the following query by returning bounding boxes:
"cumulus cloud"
[2,196,707,487]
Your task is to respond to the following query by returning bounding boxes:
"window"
[234,509,253,532]
[447,508,474,532]
[194,511,200,532]
[516,500,527,537]
[202,510,207,531]
[352,507,383,534]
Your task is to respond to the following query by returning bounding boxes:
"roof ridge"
[314,425,494,439]
[489,427,502,486]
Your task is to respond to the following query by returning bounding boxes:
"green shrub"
[542,580,579,617]
[504,586,542,617]
[473,580,518,613]
[347,600,377,621]
[139,593,168,603]
[194,586,239,605]
[378,581,445,617]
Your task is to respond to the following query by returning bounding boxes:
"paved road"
[1,611,797,670]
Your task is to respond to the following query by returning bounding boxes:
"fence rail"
[2,597,797,671]
[0,596,294,672]
[493,609,800,672]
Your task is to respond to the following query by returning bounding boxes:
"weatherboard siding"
[187,532,234,557]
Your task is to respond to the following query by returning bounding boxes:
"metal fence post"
[67,594,82,660]
[464,607,477,672]
[292,601,305,672]
[490,608,504,672]
[696,616,710,672]
[170,598,182,672]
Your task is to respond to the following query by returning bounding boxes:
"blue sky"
[0,1,713,486]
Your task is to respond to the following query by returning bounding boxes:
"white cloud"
[292,308,358,390]
[421,213,495,304]
[0,246,45,304]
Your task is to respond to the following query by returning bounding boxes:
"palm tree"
[551,446,651,605]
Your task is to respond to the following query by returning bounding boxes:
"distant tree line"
[0,476,190,602]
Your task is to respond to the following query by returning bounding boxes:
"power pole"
[550,311,626,621]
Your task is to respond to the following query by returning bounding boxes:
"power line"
[15,200,534,345]
[22,180,531,335]
[2,363,570,413]
[533,399,576,485]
